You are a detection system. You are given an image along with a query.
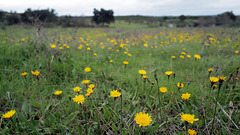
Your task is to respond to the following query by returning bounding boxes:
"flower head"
[87,88,93,94]
[177,82,184,89]
[110,60,113,63]
[134,112,152,127]
[89,84,95,89]
[54,91,62,96]
[73,87,82,93]
[139,70,147,75]
[73,95,85,104]
[208,68,214,73]
[82,80,90,85]
[218,76,226,83]
[235,50,239,54]
[2,110,16,119]
[210,77,219,84]
[181,92,191,100]
[110,90,121,98]
[142,75,148,79]
[165,71,173,76]
[51,44,56,48]
[188,129,197,135]
[21,72,28,77]
[194,54,201,59]
[171,56,176,59]
[159,87,167,93]
[123,61,129,65]
[31,70,40,77]
[84,67,91,72]
[180,113,199,124]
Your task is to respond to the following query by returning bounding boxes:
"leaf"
[21,100,28,113]
[64,111,80,125]
[30,98,41,108]
[102,105,111,121]
[15,109,39,134]
[145,124,160,134]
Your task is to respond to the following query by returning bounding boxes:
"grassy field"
[0,23,240,134]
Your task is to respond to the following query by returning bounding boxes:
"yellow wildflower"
[181,92,191,100]
[180,113,199,124]
[134,112,152,127]
[73,95,85,104]
[54,91,62,96]
[159,87,167,93]
[2,110,16,119]
[110,90,121,98]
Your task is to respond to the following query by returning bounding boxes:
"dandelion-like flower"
[89,84,95,89]
[110,90,121,98]
[54,91,62,96]
[181,92,191,100]
[73,95,85,104]
[2,110,16,119]
[235,50,239,54]
[73,87,82,93]
[188,129,197,135]
[194,54,201,59]
[142,75,148,79]
[208,68,214,73]
[51,44,56,48]
[218,76,226,83]
[171,56,176,59]
[165,71,173,76]
[87,88,93,94]
[210,77,219,84]
[180,113,199,124]
[134,112,152,127]
[82,80,90,85]
[21,72,28,77]
[84,67,91,72]
[177,82,184,89]
[110,60,113,63]
[139,70,146,75]
[159,87,167,93]
[31,70,40,77]
[123,61,129,65]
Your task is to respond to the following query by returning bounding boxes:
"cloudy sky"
[0,0,240,16]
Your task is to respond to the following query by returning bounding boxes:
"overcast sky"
[1,0,240,16]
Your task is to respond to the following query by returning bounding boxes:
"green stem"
[210,83,222,135]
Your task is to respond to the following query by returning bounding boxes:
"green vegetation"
[0,23,239,134]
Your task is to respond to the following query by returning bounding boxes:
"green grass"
[0,24,239,134]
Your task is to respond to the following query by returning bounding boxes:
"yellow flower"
[181,92,191,100]
[194,54,201,59]
[89,84,95,89]
[54,91,62,96]
[84,67,91,72]
[110,60,113,63]
[82,80,90,85]
[94,53,97,56]
[87,88,93,94]
[181,52,186,55]
[51,44,56,48]
[142,75,148,79]
[159,87,167,93]
[180,113,199,124]
[85,93,91,97]
[31,70,40,76]
[187,55,191,58]
[149,53,152,56]
[188,129,197,135]
[2,110,16,119]
[208,68,214,73]
[165,71,173,76]
[110,90,121,98]
[218,76,226,83]
[177,82,184,89]
[66,46,70,49]
[123,61,129,65]
[21,72,28,77]
[59,47,63,50]
[180,55,185,59]
[21,38,25,42]
[210,77,219,83]
[73,87,82,93]
[87,47,91,50]
[134,112,152,127]
[73,95,85,104]
[171,56,176,59]
[235,50,239,54]
[139,70,147,75]
[128,54,132,56]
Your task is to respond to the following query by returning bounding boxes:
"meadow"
[0,23,239,134]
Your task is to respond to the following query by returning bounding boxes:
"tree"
[92,8,114,26]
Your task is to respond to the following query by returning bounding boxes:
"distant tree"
[6,13,20,25]
[92,8,114,26]
[215,11,236,25]
[179,15,186,22]
[0,11,5,22]
[21,8,57,23]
